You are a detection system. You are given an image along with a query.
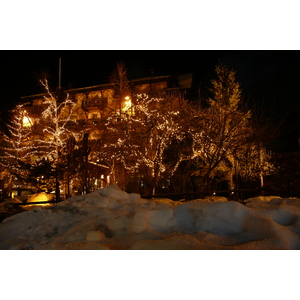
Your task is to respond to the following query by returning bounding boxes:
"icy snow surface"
[1,185,300,250]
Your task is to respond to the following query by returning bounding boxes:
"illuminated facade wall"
[21,76,179,136]
[21,75,192,141]
[2,75,192,194]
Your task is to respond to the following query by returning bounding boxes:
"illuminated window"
[99,176,104,188]
[122,96,134,115]
[22,115,32,127]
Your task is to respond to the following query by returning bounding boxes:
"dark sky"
[1,50,300,130]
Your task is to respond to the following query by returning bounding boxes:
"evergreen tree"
[0,104,36,184]
[191,63,252,194]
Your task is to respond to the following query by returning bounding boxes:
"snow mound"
[204,196,228,202]
[1,185,300,249]
[244,196,282,207]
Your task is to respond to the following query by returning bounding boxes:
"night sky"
[2,2,300,284]
[1,50,300,146]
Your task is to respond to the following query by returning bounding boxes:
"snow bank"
[1,185,300,250]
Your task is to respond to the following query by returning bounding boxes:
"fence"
[10,188,264,207]
[142,187,264,202]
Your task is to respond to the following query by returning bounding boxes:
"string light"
[90,92,191,192]
[1,66,272,195]
[0,104,38,179]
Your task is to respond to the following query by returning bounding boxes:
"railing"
[82,98,107,109]
[66,118,103,129]
[142,188,265,202]
[26,105,47,116]
[12,200,63,206]
[79,118,103,127]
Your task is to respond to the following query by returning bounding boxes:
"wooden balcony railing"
[82,98,107,110]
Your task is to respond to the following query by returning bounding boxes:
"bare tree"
[95,92,192,194]
[34,79,79,200]
[109,61,131,112]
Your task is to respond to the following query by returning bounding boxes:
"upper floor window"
[22,111,33,127]
[122,96,134,115]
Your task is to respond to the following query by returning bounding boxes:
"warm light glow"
[22,116,32,127]
[27,192,54,203]
[23,192,55,209]
[122,96,132,112]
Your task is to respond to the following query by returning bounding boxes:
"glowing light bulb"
[22,116,32,127]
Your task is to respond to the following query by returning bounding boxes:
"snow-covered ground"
[1,184,300,250]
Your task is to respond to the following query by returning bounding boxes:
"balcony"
[25,104,47,117]
[69,118,104,129]
[82,98,107,110]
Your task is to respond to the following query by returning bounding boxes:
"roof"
[20,74,192,100]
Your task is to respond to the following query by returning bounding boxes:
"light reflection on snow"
[23,192,55,210]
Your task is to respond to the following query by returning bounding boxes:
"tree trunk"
[55,167,60,201]
[229,170,234,200]
[260,173,264,196]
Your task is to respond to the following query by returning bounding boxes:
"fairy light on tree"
[38,80,78,151]
[1,61,272,199]
[95,92,192,194]
[35,79,79,200]
[190,63,253,194]
[0,104,36,184]
[231,129,273,194]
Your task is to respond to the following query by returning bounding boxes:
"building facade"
[16,74,193,195]
[21,74,193,134]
